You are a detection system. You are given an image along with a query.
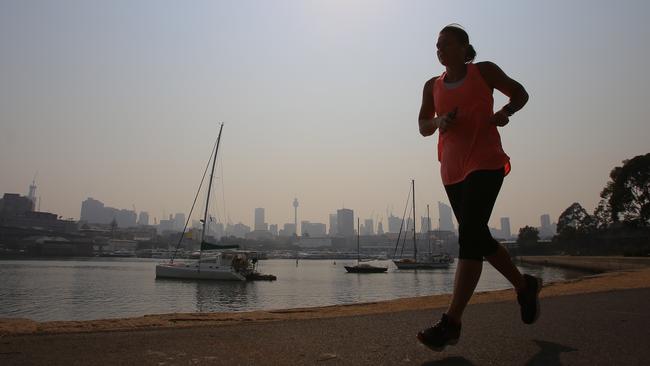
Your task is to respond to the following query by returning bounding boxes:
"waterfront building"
[296,237,332,248]
[80,198,136,227]
[0,193,34,216]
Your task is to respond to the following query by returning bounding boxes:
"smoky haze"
[1,0,649,233]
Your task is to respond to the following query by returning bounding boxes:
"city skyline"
[2,1,649,235]
[70,191,557,237]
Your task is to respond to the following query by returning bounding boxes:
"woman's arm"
[477,62,529,126]
[418,78,438,136]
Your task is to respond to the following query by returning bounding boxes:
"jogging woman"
[416,24,541,351]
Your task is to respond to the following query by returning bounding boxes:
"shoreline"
[518,255,650,272]
[2,263,649,337]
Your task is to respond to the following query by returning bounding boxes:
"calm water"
[0,258,588,322]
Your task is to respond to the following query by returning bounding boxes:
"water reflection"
[0,259,589,321]
[195,281,252,312]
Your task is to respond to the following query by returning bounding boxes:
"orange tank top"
[433,63,511,185]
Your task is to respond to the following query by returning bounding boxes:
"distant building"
[246,230,273,240]
[438,202,455,232]
[337,208,354,237]
[539,214,555,238]
[269,224,278,236]
[329,214,338,236]
[158,215,175,233]
[0,193,34,216]
[208,222,224,239]
[138,211,150,226]
[280,223,296,237]
[364,219,374,235]
[387,214,402,233]
[80,198,105,224]
[296,237,332,248]
[500,217,511,239]
[421,216,432,233]
[301,221,327,237]
[293,198,299,234]
[174,213,186,232]
[376,221,384,235]
[405,218,414,233]
[80,198,136,227]
[254,208,268,231]
[227,222,251,238]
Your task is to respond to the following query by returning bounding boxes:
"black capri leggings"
[444,167,505,261]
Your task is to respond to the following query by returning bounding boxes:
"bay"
[0,258,587,322]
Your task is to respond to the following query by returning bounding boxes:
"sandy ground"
[2,267,649,337]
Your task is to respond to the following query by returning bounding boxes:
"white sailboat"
[156,124,275,281]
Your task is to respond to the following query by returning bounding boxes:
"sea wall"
[518,255,650,273]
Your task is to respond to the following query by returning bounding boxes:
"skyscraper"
[438,202,455,232]
[364,218,374,235]
[388,214,402,233]
[293,198,299,235]
[329,214,338,236]
[254,208,267,231]
[540,214,554,238]
[337,208,354,237]
[500,217,511,239]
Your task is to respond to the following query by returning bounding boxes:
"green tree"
[557,202,594,235]
[605,153,650,227]
[517,226,539,247]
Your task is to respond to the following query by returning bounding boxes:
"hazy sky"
[1,0,649,233]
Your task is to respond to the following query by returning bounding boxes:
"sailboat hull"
[155,263,246,281]
[393,260,450,270]
[344,265,388,273]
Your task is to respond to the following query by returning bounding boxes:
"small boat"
[155,124,275,281]
[345,218,388,273]
[393,253,453,269]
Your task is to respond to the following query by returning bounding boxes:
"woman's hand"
[489,110,510,127]
[436,108,458,133]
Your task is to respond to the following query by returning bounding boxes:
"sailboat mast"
[412,179,417,261]
[427,204,431,255]
[357,217,360,264]
[201,123,224,244]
